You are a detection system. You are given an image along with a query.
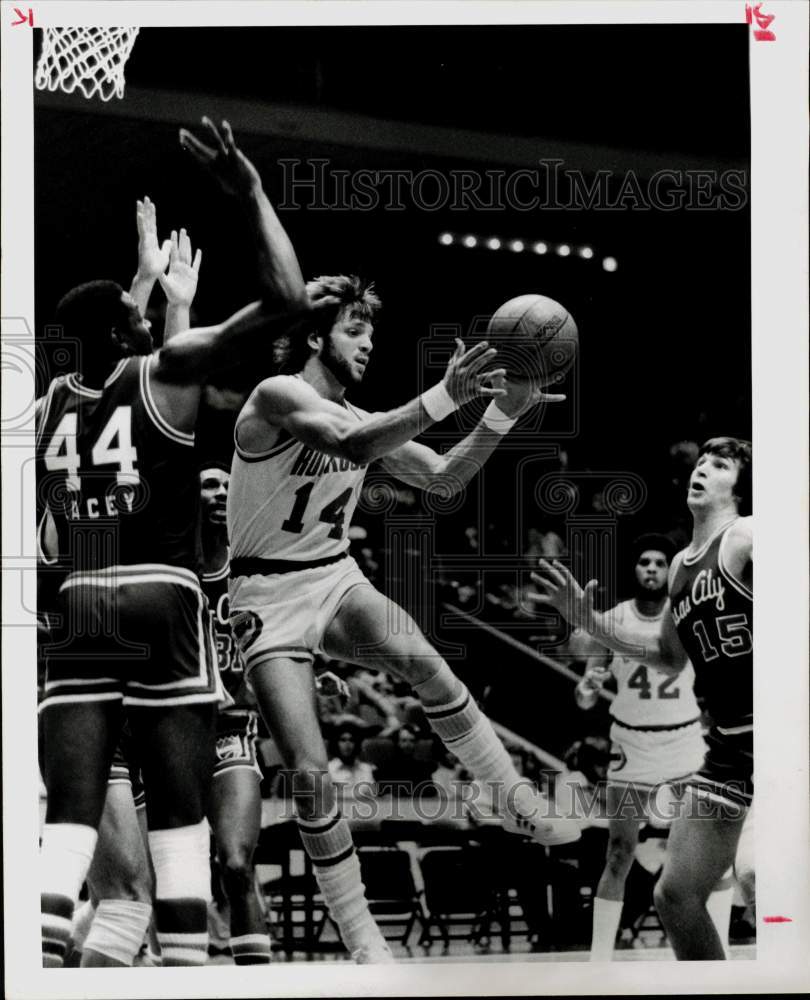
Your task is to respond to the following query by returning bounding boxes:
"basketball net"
[35,27,140,102]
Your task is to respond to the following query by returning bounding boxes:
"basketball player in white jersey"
[531,438,753,960]
[215,284,582,962]
[572,534,731,960]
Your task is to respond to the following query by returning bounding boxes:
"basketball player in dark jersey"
[199,466,271,965]
[531,437,753,960]
[36,118,339,968]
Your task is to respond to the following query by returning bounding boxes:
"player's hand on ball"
[180,117,263,198]
[158,228,202,306]
[529,558,598,631]
[135,196,171,280]
[443,339,507,406]
[491,372,567,419]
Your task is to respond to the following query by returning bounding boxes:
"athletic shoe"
[351,940,395,964]
[503,794,582,846]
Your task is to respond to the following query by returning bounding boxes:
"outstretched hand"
[495,373,567,419]
[135,196,170,280]
[158,228,202,307]
[528,558,599,631]
[443,339,507,406]
[179,117,262,199]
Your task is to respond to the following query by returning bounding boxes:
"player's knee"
[605,835,636,874]
[220,846,255,891]
[654,874,692,916]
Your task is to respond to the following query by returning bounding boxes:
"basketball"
[486,293,578,388]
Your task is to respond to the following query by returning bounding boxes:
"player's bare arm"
[149,297,336,433]
[160,227,202,341]
[724,515,753,589]
[129,196,170,314]
[242,339,506,465]
[180,117,309,310]
[529,558,688,674]
[381,372,566,494]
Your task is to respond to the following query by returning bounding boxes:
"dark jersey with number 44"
[36,356,201,575]
[669,520,752,731]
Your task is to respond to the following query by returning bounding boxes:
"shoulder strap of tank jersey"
[681,518,737,566]
[718,520,752,600]
[344,399,368,421]
[34,377,63,449]
[103,357,129,388]
[139,355,195,447]
[233,420,297,462]
[65,372,103,399]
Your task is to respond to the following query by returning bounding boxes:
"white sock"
[417,672,522,812]
[707,886,734,957]
[70,898,97,951]
[41,823,98,967]
[296,807,383,953]
[590,897,623,961]
[84,899,152,966]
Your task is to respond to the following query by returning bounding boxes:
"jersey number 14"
[281,483,353,540]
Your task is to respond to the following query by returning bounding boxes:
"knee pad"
[84,899,152,966]
[148,821,212,902]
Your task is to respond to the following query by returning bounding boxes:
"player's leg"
[249,656,391,962]
[323,585,580,845]
[128,702,217,967]
[81,780,153,967]
[39,699,122,967]
[208,738,270,965]
[589,783,647,961]
[653,791,747,960]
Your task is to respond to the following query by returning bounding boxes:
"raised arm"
[529,559,688,673]
[179,117,308,309]
[380,373,566,494]
[152,295,335,385]
[244,339,506,466]
[159,228,202,341]
[129,196,170,315]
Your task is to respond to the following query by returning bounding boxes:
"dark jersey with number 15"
[36,356,201,575]
[669,520,752,732]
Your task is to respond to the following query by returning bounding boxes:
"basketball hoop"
[35,27,140,102]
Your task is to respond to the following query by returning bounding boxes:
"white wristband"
[421,381,458,422]
[482,400,518,435]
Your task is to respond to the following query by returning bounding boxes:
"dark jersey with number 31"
[36,356,201,575]
[669,520,753,731]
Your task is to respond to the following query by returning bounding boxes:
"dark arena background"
[34,23,753,961]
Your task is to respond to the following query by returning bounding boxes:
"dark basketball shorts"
[108,724,145,808]
[684,725,753,810]
[39,564,219,710]
[214,711,261,779]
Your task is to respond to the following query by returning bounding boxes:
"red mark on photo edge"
[745,3,776,41]
[11,7,34,27]
[763,916,793,923]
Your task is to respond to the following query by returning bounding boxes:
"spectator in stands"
[375,725,437,798]
[327,723,377,798]
[316,663,401,736]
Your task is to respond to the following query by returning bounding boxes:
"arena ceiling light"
[436,232,616,270]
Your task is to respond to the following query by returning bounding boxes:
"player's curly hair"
[54,280,129,375]
[277,274,381,374]
[698,436,752,515]
[631,532,677,565]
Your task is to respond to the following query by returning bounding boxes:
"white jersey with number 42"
[608,599,700,728]
[228,389,369,563]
